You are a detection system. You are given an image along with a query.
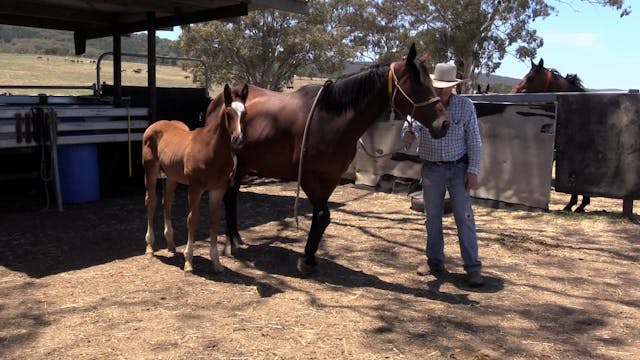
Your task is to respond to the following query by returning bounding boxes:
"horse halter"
[388,62,440,119]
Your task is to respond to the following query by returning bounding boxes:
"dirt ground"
[1,177,639,360]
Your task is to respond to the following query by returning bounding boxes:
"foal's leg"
[297,199,330,275]
[575,195,590,213]
[208,188,225,272]
[163,179,178,253]
[563,194,578,212]
[223,180,245,252]
[184,187,203,273]
[144,168,159,256]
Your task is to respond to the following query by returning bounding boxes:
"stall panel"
[350,115,421,188]
[471,103,556,209]
[555,93,640,199]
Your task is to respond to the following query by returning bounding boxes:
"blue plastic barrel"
[57,144,100,204]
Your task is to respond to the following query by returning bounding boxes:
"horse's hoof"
[297,257,315,275]
[145,248,154,257]
[562,206,573,212]
[184,264,194,273]
[167,246,176,254]
[223,243,232,257]
[226,234,245,247]
[223,243,237,257]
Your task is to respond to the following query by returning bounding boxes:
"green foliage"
[341,0,629,93]
[177,1,355,91]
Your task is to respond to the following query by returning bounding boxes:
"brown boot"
[467,271,484,287]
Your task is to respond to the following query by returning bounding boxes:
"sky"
[157,2,639,91]
[496,2,639,91]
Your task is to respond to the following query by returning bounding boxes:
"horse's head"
[512,59,585,93]
[512,58,548,93]
[221,83,249,150]
[390,43,449,139]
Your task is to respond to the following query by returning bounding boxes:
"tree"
[176,1,355,91]
[403,0,630,92]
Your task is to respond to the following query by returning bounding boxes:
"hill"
[0,25,180,61]
[342,62,522,93]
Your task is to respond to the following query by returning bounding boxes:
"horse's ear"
[223,83,232,107]
[406,43,417,64]
[537,58,544,70]
[530,59,536,68]
[240,83,249,102]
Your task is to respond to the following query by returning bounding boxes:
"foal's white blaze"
[230,101,246,139]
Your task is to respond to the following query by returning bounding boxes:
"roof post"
[147,12,157,124]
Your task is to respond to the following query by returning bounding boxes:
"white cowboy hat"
[430,63,466,88]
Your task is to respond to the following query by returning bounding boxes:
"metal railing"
[95,52,210,97]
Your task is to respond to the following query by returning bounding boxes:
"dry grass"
[0,54,327,97]
[0,178,638,360]
[0,53,198,95]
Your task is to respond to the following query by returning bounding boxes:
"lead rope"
[40,108,57,211]
[294,85,324,230]
[356,115,413,159]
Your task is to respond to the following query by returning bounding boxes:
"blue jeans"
[422,160,482,273]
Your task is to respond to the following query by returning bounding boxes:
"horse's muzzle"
[429,116,449,139]
[231,136,245,149]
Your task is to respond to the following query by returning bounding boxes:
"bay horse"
[142,83,249,273]
[209,44,450,274]
[512,58,590,212]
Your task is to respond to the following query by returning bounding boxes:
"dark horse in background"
[512,58,590,212]
[207,44,450,274]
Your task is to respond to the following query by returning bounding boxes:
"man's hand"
[465,172,478,191]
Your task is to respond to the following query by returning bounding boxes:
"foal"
[142,83,249,272]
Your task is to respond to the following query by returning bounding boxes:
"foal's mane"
[317,64,388,114]
[205,91,224,123]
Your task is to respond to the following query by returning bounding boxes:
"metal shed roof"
[0,0,309,40]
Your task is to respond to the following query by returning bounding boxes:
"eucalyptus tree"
[177,0,356,91]
[402,0,630,93]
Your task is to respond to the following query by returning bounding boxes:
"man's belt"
[423,153,468,165]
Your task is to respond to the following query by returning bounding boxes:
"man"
[402,63,483,287]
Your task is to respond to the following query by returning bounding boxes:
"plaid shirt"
[403,94,482,174]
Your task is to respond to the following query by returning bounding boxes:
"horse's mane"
[565,74,584,90]
[548,68,585,90]
[205,91,224,122]
[317,64,388,114]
